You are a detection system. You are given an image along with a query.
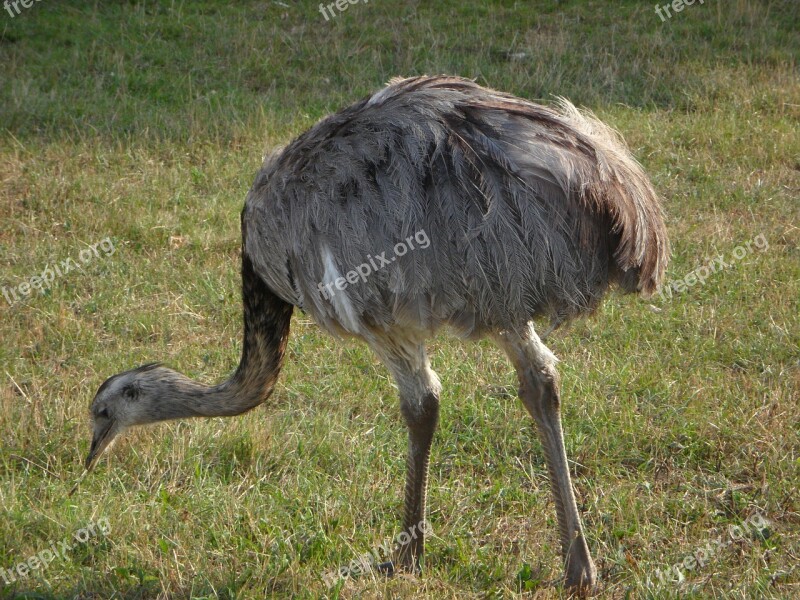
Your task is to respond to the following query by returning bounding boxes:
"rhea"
[83,76,668,592]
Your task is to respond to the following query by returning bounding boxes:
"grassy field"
[1,1,798,598]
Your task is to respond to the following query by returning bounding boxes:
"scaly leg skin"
[395,390,438,572]
[370,335,440,577]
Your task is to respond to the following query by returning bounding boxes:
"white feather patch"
[321,246,362,334]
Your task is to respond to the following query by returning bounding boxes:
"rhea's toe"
[376,561,395,577]
[564,561,597,596]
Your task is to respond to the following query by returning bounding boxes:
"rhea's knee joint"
[401,391,440,430]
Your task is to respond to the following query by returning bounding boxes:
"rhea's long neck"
[150,253,294,421]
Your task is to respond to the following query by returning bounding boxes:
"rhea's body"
[245,76,666,341]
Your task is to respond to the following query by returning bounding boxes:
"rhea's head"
[84,362,170,471]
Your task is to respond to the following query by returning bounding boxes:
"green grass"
[1,0,798,598]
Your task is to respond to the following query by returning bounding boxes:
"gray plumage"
[83,76,669,593]
[245,75,668,339]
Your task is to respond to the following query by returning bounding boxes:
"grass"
[1,0,798,598]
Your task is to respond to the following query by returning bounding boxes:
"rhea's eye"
[97,408,109,419]
[122,384,137,400]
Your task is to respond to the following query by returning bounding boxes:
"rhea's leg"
[494,323,597,592]
[370,334,440,574]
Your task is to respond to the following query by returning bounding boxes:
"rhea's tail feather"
[553,98,670,297]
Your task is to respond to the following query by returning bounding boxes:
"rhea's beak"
[84,419,118,472]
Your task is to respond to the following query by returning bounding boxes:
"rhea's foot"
[563,540,597,597]
[375,559,422,578]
